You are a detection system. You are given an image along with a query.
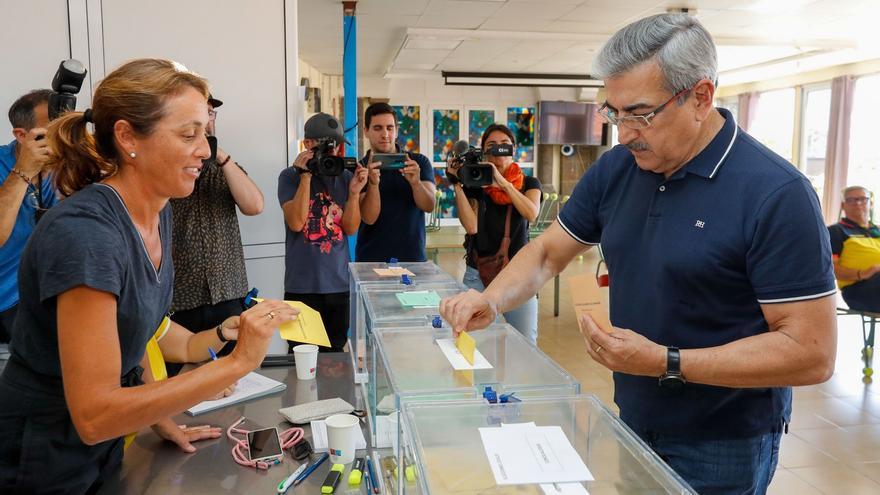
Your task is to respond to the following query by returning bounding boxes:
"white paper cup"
[293,344,318,380]
[295,376,318,403]
[325,413,360,464]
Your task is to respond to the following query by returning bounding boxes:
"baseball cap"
[303,112,350,144]
[207,94,223,108]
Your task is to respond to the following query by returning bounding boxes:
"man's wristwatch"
[658,346,686,390]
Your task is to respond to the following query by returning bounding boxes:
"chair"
[836,306,880,379]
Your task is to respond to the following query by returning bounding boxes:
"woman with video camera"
[447,123,542,343]
[0,58,297,494]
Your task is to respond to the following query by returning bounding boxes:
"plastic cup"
[325,413,360,464]
[293,344,318,380]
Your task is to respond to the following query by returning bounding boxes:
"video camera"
[306,137,358,176]
[448,140,513,188]
[48,59,87,120]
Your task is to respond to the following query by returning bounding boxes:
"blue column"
[343,9,357,159]
[343,4,358,260]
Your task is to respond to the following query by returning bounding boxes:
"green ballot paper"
[395,290,442,308]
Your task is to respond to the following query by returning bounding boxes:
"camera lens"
[468,167,484,181]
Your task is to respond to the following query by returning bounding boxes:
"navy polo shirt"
[558,108,836,439]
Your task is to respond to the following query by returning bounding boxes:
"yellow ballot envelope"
[568,273,614,334]
[455,331,477,365]
[252,298,330,347]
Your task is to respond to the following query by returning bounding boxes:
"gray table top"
[98,352,374,495]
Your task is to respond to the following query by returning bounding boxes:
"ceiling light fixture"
[442,71,603,88]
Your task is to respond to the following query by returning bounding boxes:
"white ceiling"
[298,0,880,85]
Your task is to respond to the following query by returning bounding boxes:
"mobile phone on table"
[246,426,283,463]
[372,153,407,170]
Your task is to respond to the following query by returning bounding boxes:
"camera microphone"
[451,139,470,158]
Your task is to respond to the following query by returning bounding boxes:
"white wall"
[0,1,71,140]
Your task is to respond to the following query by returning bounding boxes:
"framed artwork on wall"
[507,106,536,163]
[468,109,496,147]
[432,109,460,162]
[393,105,421,153]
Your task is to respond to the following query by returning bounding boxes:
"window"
[848,73,880,223]
[716,96,739,125]
[799,86,831,200]
[749,88,796,162]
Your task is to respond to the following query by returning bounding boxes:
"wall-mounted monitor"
[537,101,606,145]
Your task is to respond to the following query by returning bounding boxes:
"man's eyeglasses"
[25,189,49,224]
[844,196,871,205]
[597,87,692,130]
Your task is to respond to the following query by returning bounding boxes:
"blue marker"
[366,457,380,494]
[208,347,218,361]
[294,452,329,486]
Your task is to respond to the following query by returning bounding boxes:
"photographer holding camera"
[278,113,368,352]
[0,89,59,354]
[447,123,541,343]
[167,93,264,373]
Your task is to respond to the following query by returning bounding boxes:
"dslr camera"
[448,141,514,188]
[306,137,357,176]
[48,59,87,120]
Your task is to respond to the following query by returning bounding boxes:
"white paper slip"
[436,338,493,370]
[541,483,589,494]
[186,372,286,416]
[310,420,368,451]
[374,414,396,449]
[479,425,594,485]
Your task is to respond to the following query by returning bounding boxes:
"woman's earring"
[129,151,136,159]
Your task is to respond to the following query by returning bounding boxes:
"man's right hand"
[439,289,498,337]
[14,128,50,177]
[292,150,314,172]
[230,300,299,370]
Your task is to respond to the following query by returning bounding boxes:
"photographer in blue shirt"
[441,14,836,494]
[0,89,58,353]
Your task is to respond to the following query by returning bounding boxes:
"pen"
[294,452,329,486]
[278,463,308,493]
[366,457,380,494]
[208,347,218,361]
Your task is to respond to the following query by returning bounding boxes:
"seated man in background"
[0,89,58,357]
[829,185,880,312]
[169,94,264,373]
[278,113,368,352]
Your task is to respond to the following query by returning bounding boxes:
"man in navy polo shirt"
[440,13,837,494]
[356,102,435,262]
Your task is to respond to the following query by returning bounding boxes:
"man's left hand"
[401,158,421,185]
[152,419,222,453]
[580,314,666,377]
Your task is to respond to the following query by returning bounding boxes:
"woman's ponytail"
[45,110,116,197]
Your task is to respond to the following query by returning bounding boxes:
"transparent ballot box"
[358,281,465,383]
[348,262,455,382]
[369,323,580,449]
[398,395,695,494]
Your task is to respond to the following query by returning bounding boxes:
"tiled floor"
[436,248,880,494]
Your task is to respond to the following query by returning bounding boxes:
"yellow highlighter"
[456,331,476,365]
[348,457,364,486]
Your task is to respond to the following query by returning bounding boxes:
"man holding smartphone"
[0,89,57,355]
[356,102,436,262]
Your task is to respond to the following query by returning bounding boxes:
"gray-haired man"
[441,13,836,493]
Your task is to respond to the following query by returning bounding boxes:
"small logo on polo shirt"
[694,220,706,229]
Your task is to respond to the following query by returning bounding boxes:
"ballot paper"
[436,338,493,370]
[395,290,442,308]
[253,298,331,347]
[456,331,477,365]
[310,419,367,451]
[479,423,594,486]
[540,482,590,494]
[372,267,416,277]
[568,273,613,334]
[186,372,286,415]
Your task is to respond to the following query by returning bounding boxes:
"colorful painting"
[393,105,420,153]
[507,107,536,163]
[433,167,458,218]
[468,109,495,147]
[432,109,459,162]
